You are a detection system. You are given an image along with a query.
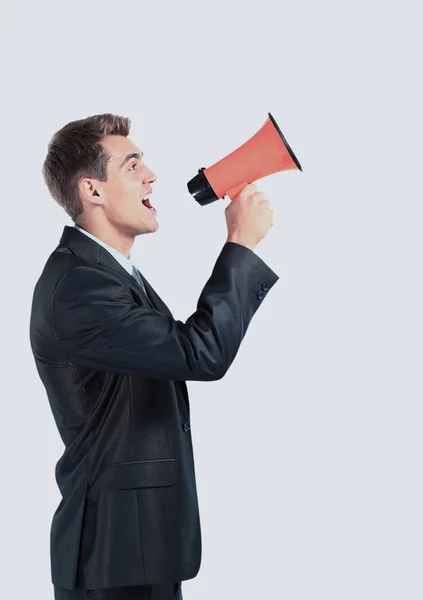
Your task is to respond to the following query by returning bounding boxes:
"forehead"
[102,135,142,162]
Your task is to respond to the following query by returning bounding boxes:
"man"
[29,113,278,600]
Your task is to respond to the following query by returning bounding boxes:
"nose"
[145,168,157,184]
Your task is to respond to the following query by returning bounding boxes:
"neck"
[75,221,134,258]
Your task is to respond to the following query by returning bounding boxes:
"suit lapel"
[58,226,174,318]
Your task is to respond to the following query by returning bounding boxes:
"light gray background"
[1,1,422,599]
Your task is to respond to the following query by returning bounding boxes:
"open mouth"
[141,197,156,214]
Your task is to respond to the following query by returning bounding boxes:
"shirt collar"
[73,224,136,276]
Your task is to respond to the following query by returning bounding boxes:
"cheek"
[117,175,142,199]
[105,175,142,211]
[130,173,143,188]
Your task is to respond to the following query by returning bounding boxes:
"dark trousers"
[54,581,183,600]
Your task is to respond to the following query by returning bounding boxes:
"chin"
[148,218,159,231]
[138,221,159,235]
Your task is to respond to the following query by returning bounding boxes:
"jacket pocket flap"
[100,458,177,490]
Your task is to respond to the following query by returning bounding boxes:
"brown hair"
[42,113,131,222]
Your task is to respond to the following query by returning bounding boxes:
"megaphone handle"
[226,182,249,201]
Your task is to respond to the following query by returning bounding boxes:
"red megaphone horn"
[187,112,302,206]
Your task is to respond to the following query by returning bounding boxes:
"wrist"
[226,237,256,252]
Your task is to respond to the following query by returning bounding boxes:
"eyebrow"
[119,151,144,169]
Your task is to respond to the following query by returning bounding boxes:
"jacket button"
[183,421,191,432]
[257,290,265,300]
[261,282,268,291]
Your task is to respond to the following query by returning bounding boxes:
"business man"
[29,113,279,600]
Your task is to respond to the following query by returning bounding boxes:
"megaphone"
[187,112,302,206]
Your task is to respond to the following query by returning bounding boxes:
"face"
[82,134,158,237]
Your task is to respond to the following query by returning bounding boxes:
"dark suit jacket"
[29,225,279,590]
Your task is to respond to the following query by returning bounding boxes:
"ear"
[79,177,102,204]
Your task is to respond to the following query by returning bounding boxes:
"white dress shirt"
[73,224,137,276]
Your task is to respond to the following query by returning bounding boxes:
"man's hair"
[42,113,131,222]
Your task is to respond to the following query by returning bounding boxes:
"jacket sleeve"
[51,241,279,381]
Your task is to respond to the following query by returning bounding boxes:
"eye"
[129,162,138,171]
